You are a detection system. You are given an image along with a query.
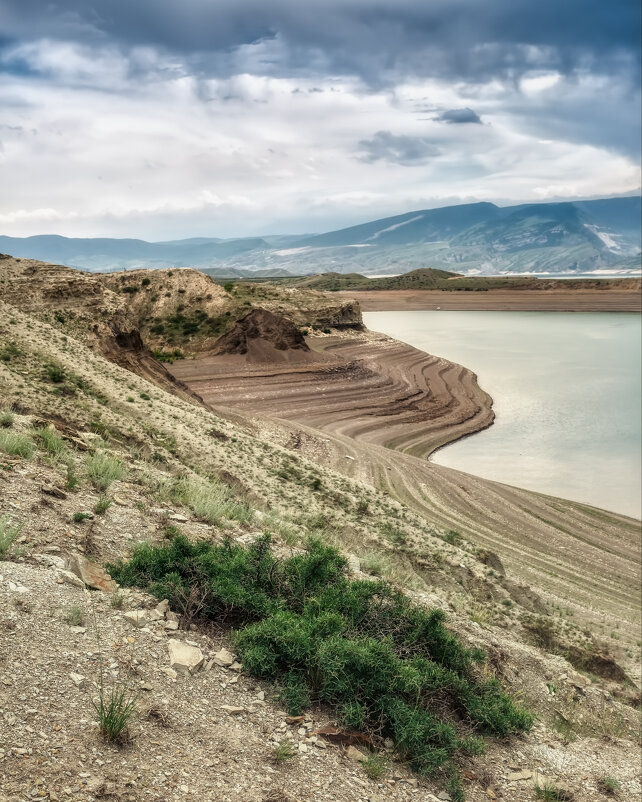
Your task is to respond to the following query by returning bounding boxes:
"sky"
[0,0,640,240]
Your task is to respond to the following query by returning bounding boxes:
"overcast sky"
[0,0,640,239]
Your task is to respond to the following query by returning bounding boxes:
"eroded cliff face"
[0,255,363,392]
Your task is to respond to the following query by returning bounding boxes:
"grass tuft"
[86,451,126,491]
[0,410,14,428]
[94,496,112,515]
[0,429,36,459]
[0,514,24,559]
[93,684,138,743]
[271,740,297,763]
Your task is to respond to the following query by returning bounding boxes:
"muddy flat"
[341,288,642,311]
[170,331,641,650]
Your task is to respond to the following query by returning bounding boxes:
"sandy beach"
[340,288,642,312]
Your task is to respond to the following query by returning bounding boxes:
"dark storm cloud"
[1,0,640,84]
[437,108,482,124]
[357,132,441,165]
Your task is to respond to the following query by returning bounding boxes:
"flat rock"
[68,554,117,593]
[213,648,235,668]
[168,639,204,674]
[221,705,245,715]
[56,569,85,589]
[168,513,189,522]
[346,745,367,763]
[123,610,149,627]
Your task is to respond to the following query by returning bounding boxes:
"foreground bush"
[109,535,532,798]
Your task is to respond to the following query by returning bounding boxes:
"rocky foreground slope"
[0,256,640,801]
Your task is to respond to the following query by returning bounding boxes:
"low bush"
[109,535,532,797]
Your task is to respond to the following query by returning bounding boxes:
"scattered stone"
[69,626,86,634]
[156,599,170,614]
[67,554,117,593]
[41,485,67,500]
[168,639,204,674]
[164,620,179,631]
[346,746,367,763]
[229,661,243,672]
[160,667,177,680]
[123,610,150,627]
[221,706,245,716]
[169,513,189,522]
[56,570,85,589]
[212,648,235,668]
[112,495,129,506]
[347,555,360,573]
[69,673,86,687]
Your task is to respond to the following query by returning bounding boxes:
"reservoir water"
[364,311,642,519]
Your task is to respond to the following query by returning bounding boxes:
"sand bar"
[339,288,642,312]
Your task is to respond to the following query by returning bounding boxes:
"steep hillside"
[0,258,640,801]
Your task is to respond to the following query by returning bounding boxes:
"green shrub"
[64,604,85,626]
[0,430,36,459]
[86,451,126,491]
[109,536,532,794]
[45,363,66,383]
[0,341,21,362]
[73,511,93,523]
[0,514,23,559]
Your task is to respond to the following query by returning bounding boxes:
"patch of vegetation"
[86,451,126,491]
[0,410,14,428]
[0,341,21,362]
[364,752,388,779]
[598,776,621,796]
[166,476,253,526]
[73,511,93,523]
[0,514,24,559]
[109,535,532,797]
[33,426,68,459]
[271,740,296,763]
[94,496,112,515]
[0,429,36,459]
[44,362,66,383]
[64,604,85,626]
[152,348,185,363]
[533,781,574,801]
[93,683,138,743]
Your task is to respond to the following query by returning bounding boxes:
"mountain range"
[1,196,640,276]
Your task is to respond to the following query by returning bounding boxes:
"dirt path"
[341,289,642,312]
[170,333,641,653]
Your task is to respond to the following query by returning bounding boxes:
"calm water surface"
[364,311,642,519]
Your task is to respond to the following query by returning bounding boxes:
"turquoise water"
[364,311,642,519]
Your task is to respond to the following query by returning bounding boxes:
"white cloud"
[0,39,638,238]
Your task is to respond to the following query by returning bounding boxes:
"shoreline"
[338,288,642,312]
[168,330,641,651]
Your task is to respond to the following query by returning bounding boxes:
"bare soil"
[342,289,642,312]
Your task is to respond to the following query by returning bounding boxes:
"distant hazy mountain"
[1,196,639,276]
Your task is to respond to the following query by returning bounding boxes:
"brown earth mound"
[211,308,318,364]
